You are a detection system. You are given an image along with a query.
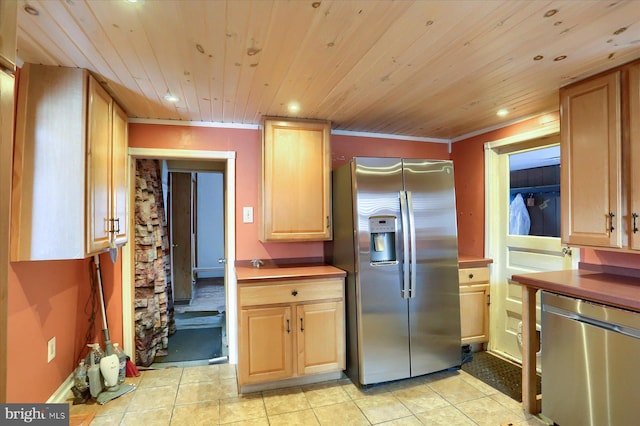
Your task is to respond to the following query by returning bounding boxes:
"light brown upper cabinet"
[560,60,640,251]
[629,63,640,251]
[11,64,128,261]
[0,0,17,71]
[86,79,128,253]
[260,118,332,242]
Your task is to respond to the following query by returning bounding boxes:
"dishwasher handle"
[544,304,640,340]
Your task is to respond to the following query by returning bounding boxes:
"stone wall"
[134,159,175,366]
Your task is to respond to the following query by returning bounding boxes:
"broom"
[94,255,135,404]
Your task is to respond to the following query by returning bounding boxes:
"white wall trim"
[484,124,560,151]
[128,147,236,160]
[47,373,74,403]
[128,118,260,130]
[123,148,238,365]
[127,118,451,144]
[453,110,558,143]
[330,129,450,144]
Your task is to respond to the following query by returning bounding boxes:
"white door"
[486,136,578,367]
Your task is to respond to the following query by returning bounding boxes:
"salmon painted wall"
[330,134,450,168]
[451,111,640,269]
[451,113,560,257]
[582,249,640,270]
[7,251,121,403]
[128,123,450,262]
[4,122,448,403]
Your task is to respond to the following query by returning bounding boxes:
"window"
[508,146,560,237]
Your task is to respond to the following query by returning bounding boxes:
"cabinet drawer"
[239,278,343,307]
[459,267,489,285]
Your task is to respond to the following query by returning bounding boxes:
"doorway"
[155,164,227,365]
[122,148,238,366]
[485,131,579,367]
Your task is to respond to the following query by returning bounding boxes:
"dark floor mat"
[154,327,222,362]
[461,351,541,402]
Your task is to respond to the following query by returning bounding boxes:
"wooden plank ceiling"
[15,0,640,140]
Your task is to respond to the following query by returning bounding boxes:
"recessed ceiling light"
[163,91,179,103]
[497,109,509,117]
[288,102,300,113]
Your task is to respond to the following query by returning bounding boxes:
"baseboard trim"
[47,373,73,403]
[239,371,343,394]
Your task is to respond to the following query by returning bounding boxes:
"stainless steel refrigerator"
[330,157,461,386]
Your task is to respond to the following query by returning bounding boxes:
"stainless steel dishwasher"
[541,291,640,426]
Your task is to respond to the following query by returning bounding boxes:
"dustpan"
[93,255,136,404]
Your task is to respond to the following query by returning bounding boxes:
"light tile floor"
[67,364,549,425]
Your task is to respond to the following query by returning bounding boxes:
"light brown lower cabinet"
[240,306,294,384]
[459,267,490,344]
[238,277,345,389]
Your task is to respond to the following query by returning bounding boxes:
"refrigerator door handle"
[399,191,411,299]
[406,191,417,298]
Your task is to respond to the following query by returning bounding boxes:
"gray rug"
[174,311,223,329]
[155,327,222,362]
[461,351,541,402]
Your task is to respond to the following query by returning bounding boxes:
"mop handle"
[94,255,109,331]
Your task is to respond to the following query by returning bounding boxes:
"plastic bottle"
[113,343,127,384]
[73,360,88,392]
[84,343,104,366]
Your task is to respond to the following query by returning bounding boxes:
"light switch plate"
[47,337,56,363]
[243,207,254,223]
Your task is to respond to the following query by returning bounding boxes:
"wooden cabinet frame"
[260,117,332,242]
[560,59,640,252]
[560,72,622,248]
[459,267,490,344]
[237,277,345,390]
[10,64,128,260]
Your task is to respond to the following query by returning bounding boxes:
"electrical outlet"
[47,337,56,363]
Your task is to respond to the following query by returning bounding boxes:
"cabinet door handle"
[609,212,615,232]
[286,319,290,334]
[326,215,331,229]
[633,213,639,233]
[108,218,120,234]
[300,318,304,332]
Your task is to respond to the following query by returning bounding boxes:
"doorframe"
[122,148,238,364]
[484,124,559,357]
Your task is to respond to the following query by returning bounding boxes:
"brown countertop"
[236,265,346,283]
[512,269,640,312]
[458,255,493,268]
